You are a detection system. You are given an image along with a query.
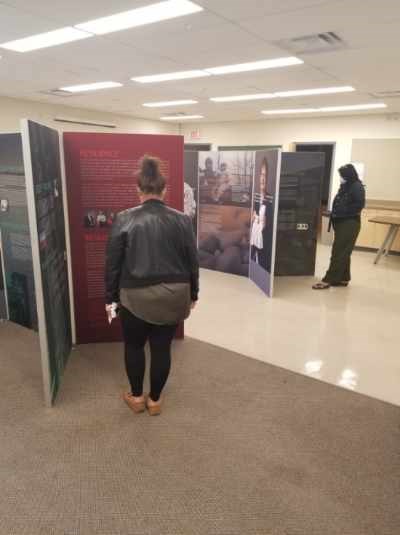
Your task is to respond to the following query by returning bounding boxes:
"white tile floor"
[186,245,400,406]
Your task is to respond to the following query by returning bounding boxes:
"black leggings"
[119,307,177,402]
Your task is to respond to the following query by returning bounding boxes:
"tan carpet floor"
[1,321,399,535]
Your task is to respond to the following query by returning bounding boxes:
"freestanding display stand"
[275,152,324,276]
[194,149,282,297]
[63,132,184,344]
[0,133,37,327]
[21,120,73,406]
[249,149,282,296]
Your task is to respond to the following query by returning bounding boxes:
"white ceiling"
[1,0,400,122]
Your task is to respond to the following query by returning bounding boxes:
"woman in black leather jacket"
[313,164,365,290]
[105,156,199,415]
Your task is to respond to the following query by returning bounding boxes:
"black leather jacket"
[105,199,199,304]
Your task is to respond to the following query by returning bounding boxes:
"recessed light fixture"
[161,115,204,120]
[132,70,210,83]
[205,57,303,75]
[211,86,355,103]
[143,99,198,107]
[262,103,387,115]
[76,0,203,35]
[60,81,123,92]
[0,27,92,52]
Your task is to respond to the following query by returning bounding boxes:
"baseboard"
[354,246,400,257]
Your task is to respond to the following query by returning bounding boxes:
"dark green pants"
[323,218,361,284]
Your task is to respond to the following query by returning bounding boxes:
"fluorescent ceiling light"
[143,99,198,107]
[262,108,318,115]
[76,0,202,35]
[161,115,203,120]
[211,93,275,103]
[275,86,355,98]
[262,103,387,115]
[60,81,123,92]
[211,86,355,103]
[132,70,209,83]
[320,103,387,112]
[133,56,302,84]
[206,57,303,75]
[0,27,92,52]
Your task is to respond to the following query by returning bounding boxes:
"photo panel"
[249,149,281,296]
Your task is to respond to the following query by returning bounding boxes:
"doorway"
[295,142,335,209]
[295,142,335,240]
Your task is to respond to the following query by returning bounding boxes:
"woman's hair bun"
[138,155,166,195]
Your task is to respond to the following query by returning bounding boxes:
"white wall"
[183,114,400,203]
[0,95,178,135]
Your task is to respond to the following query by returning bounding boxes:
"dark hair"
[254,155,269,194]
[339,163,359,182]
[137,155,166,194]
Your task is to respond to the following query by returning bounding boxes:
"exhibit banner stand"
[275,152,324,276]
[0,231,8,319]
[183,151,199,238]
[0,132,37,328]
[249,149,282,297]
[197,150,254,277]
[63,132,184,344]
[21,119,72,406]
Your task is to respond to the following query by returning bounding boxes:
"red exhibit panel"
[63,132,184,344]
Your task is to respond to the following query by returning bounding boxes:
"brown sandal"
[312,282,331,290]
[123,392,145,414]
[146,396,162,416]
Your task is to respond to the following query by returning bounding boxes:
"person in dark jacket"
[313,163,365,289]
[105,156,199,415]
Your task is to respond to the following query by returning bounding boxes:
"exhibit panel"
[0,234,7,319]
[183,151,199,237]
[21,119,72,405]
[249,149,282,297]
[63,132,184,344]
[0,133,37,329]
[197,150,253,277]
[275,152,324,277]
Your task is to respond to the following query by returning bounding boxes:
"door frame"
[294,141,336,207]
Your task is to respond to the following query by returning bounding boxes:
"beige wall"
[183,114,400,203]
[0,95,178,135]
[352,139,400,200]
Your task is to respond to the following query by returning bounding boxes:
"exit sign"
[190,129,201,140]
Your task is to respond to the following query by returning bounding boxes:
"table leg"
[374,226,396,264]
[383,226,399,257]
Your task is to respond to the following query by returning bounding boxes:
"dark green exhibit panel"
[0,241,7,319]
[22,120,72,405]
[0,133,37,328]
[275,152,324,276]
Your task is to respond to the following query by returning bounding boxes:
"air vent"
[39,89,76,97]
[371,90,400,99]
[275,32,346,55]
